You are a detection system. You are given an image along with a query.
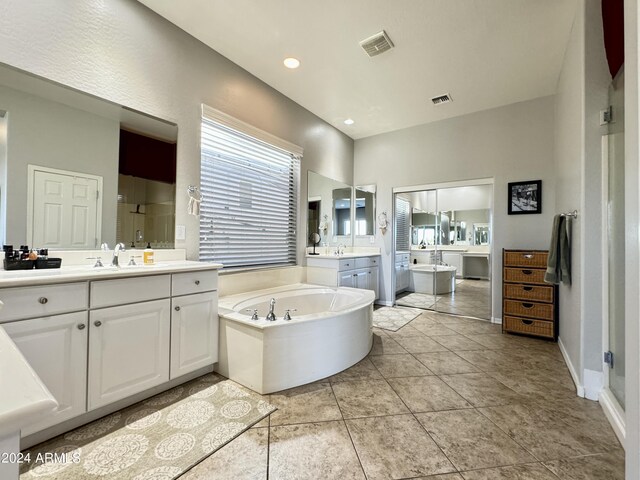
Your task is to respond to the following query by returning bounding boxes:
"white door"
[31,168,101,248]
[338,270,355,288]
[4,312,88,435]
[170,292,218,379]
[88,299,170,410]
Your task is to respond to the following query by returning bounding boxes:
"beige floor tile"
[384,324,425,337]
[388,376,472,412]
[414,351,481,375]
[542,450,625,480]
[432,335,486,351]
[369,334,408,355]
[269,382,342,426]
[346,414,455,479]
[251,416,270,428]
[269,421,365,480]
[479,403,611,461]
[329,358,383,383]
[332,379,409,419]
[411,323,460,336]
[395,335,451,353]
[415,475,464,480]
[459,463,557,479]
[445,322,501,335]
[439,373,526,407]
[181,428,268,480]
[416,409,536,471]
[369,353,434,378]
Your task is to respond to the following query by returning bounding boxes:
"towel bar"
[560,210,578,219]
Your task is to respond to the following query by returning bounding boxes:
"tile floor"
[397,279,491,320]
[182,310,624,480]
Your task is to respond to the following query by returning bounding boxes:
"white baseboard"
[583,369,604,401]
[558,337,585,397]
[491,316,502,325]
[599,388,626,447]
[376,300,394,307]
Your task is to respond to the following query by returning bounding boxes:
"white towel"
[187,196,201,216]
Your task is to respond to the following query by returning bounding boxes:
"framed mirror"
[307,171,353,247]
[0,63,178,250]
[355,185,376,236]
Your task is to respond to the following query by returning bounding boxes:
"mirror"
[355,185,376,236]
[0,63,177,250]
[307,171,353,247]
[412,209,490,246]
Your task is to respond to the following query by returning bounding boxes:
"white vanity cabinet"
[395,253,410,293]
[88,299,171,410]
[307,255,380,300]
[3,311,88,436]
[442,252,464,278]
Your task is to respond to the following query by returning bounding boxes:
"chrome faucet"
[111,243,126,267]
[266,298,277,321]
[335,243,345,256]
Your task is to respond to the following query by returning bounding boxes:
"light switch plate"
[370,236,375,244]
[176,225,186,241]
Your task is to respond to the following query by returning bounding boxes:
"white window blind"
[395,197,411,252]
[200,107,301,268]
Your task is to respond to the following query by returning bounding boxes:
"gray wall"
[354,95,557,315]
[0,85,120,246]
[0,0,354,259]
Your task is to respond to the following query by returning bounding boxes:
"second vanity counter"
[0,260,222,447]
[306,252,380,300]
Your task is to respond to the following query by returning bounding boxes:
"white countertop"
[0,261,223,287]
[305,253,380,259]
[0,325,57,437]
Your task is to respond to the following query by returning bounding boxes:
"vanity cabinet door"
[170,292,218,379]
[4,312,88,435]
[370,267,379,300]
[354,269,370,290]
[338,270,355,288]
[88,299,170,410]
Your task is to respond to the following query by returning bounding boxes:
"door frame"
[600,134,627,446]
[26,164,103,248]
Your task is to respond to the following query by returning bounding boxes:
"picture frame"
[508,180,542,215]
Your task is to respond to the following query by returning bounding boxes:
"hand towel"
[187,196,201,216]
[544,214,571,285]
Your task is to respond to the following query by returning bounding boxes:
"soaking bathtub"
[409,264,457,295]
[216,284,374,394]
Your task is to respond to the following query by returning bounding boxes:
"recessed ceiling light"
[344,118,355,125]
[283,57,300,69]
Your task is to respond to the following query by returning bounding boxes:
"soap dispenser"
[143,242,155,265]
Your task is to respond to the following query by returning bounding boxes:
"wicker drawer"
[504,299,554,320]
[503,316,554,338]
[504,267,546,285]
[504,251,548,268]
[504,284,554,303]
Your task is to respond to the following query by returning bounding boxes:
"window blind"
[200,110,301,269]
[395,197,411,252]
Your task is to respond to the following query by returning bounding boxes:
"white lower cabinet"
[4,312,88,436]
[308,255,380,299]
[88,299,171,410]
[170,292,218,379]
[338,271,355,288]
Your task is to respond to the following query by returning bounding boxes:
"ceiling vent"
[359,30,394,57]
[431,93,453,105]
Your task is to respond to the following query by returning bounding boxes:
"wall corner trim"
[491,317,502,325]
[558,336,585,397]
[583,368,604,401]
[599,388,626,447]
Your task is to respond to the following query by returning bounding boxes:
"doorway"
[393,181,493,320]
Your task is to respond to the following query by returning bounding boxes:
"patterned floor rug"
[395,292,437,310]
[373,306,424,331]
[20,373,276,480]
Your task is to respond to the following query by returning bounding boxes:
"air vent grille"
[359,30,394,57]
[431,94,452,105]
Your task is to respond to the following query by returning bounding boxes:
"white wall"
[0,84,120,247]
[354,95,557,315]
[0,0,353,260]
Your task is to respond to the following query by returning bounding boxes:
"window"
[200,106,302,268]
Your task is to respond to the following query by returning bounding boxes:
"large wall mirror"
[307,171,353,247]
[0,63,177,250]
[355,185,376,236]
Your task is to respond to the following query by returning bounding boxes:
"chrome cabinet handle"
[94,320,102,327]
[77,324,86,330]
[38,297,48,304]
[195,280,200,285]
[175,306,181,311]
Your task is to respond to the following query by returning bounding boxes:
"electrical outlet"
[176,225,186,241]
[370,236,375,244]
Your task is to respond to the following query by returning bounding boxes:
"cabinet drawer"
[355,256,379,269]
[503,316,554,338]
[0,283,88,322]
[172,270,218,296]
[90,275,171,309]
[504,299,554,321]
[504,267,546,285]
[338,259,356,271]
[504,284,554,303]
[504,251,548,268]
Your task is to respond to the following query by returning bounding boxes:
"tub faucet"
[111,243,126,267]
[266,298,277,321]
